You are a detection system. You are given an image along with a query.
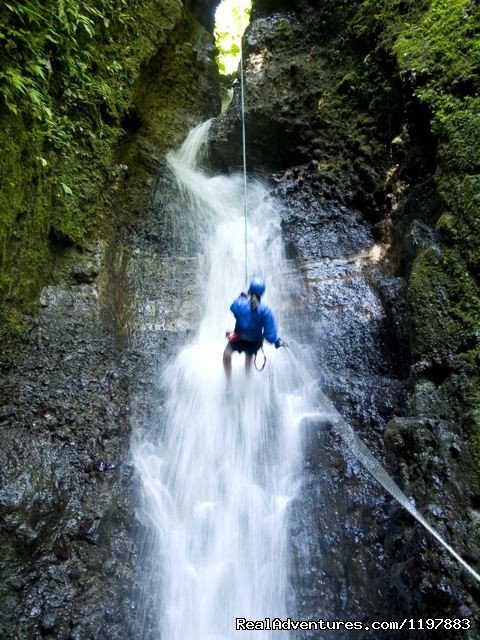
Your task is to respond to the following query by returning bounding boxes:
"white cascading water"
[132,120,480,640]
[133,121,318,639]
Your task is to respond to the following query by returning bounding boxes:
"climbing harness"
[226,331,267,373]
[240,38,249,287]
[284,344,480,585]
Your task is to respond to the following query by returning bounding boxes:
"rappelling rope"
[254,346,267,372]
[283,345,480,585]
[239,38,249,287]
[238,20,479,587]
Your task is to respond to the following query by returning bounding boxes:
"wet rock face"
[0,263,139,639]
[270,165,411,629]
[209,0,396,219]
[0,218,202,639]
[209,0,480,629]
[211,9,324,170]
[267,164,479,639]
[383,417,480,626]
[0,7,220,638]
[273,165,406,423]
[117,6,220,221]
[2,1,478,637]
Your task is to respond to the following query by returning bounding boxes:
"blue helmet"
[248,277,266,297]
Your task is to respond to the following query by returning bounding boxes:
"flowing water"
[133,121,318,639]
[132,120,480,639]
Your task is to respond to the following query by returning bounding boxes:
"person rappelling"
[223,277,285,380]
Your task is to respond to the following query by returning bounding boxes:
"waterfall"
[133,121,317,639]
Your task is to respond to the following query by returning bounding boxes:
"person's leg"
[245,353,253,376]
[223,343,233,381]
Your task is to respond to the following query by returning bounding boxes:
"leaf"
[26,63,46,79]
[60,182,73,195]
[4,100,18,115]
[22,1,46,24]
[80,17,95,38]
[27,87,43,105]
[4,68,27,92]
[45,32,60,44]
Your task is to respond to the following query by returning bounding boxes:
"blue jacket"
[230,293,279,344]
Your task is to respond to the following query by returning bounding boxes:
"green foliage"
[0,0,166,136]
[351,0,430,54]
[409,247,480,366]
[346,0,480,470]
[0,0,183,329]
[436,173,480,270]
[466,390,480,484]
[214,0,251,75]
[434,100,480,174]
[395,0,480,367]
[395,0,480,98]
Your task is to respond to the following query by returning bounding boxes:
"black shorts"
[229,339,263,356]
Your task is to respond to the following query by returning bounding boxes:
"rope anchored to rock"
[240,37,249,288]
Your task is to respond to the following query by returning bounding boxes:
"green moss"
[351,0,430,53]
[0,0,187,333]
[292,1,435,209]
[408,249,448,364]
[395,0,480,374]
[409,248,480,366]
[436,173,480,267]
[409,246,480,483]
[395,0,480,98]
[461,386,480,487]
[434,98,480,173]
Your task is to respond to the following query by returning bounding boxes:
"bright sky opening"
[215,0,252,75]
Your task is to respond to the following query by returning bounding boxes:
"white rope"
[239,39,248,287]
[284,346,480,585]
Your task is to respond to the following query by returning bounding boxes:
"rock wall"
[210,0,480,631]
[0,0,219,334]
[0,2,220,638]
[1,0,479,635]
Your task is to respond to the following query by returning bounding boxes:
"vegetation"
[394,1,480,362]
[2,0,479,456]
[394,0,480,470]
[305,0,479,479]
[214,0,251,75]
[0,0,182,332]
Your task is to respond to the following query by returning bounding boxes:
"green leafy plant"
[214,0,251,75]
[0,0,185,331]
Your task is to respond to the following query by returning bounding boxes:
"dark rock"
[53,534,71,561]
[404,219,441,263]
[40,612,59,635]
[187,0,218,32]
[70,260,100,284]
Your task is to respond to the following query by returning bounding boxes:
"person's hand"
[275,338,287,349]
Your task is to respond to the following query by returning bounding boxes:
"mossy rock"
[0,0,219,336]
[436,173,480,269]
[408,247,480,369]
[435,99,480,174]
